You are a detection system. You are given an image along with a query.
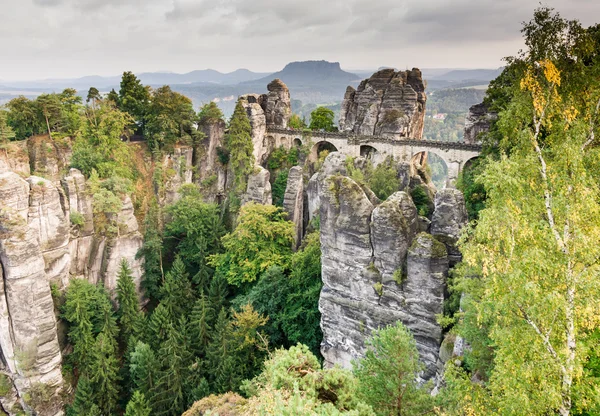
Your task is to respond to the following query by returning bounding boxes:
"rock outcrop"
[430,188,468,265]
[282,166,304,249]
[196,119,228,201]
[464,102,497,144]
[162,145,195,206]
[239,79,292,166]
[27,135,72,182]
[0,172,64,410]
[243,166,272,206]
[318,160,451,378]
[339,68,427,139]
[263,79,292,128]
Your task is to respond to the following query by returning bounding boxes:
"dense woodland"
[1,7,600,416]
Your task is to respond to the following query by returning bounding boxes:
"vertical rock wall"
[339,68,427,139]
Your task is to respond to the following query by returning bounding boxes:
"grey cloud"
[32,0,63,6]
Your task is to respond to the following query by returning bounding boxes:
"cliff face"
[316,154,466,379]
[0,140,145,415]
[464,102,497,144]
[339,68,427,139]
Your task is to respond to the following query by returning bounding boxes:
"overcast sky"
[1,0,599,81]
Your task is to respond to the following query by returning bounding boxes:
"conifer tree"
[125,391,152,416]
[188,294,214,357]
[116,259,143,344]
[137,201,164,302]
[208,273,229,314]
[70,376,95,415]
[88,405,102,416]
[150,323,192,415]
[147,303,171,350]
[160,257,193,319]
[225,100,255,192]
[206,308,238,393]
[95,286,119,344]
[130,341,158,401]
[89,331,121,415]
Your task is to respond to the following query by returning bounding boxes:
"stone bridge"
[265,127,482,185]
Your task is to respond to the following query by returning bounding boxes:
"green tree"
[145,85,196,150]
[160,257,194,319]
[119,71,150,127]
[448,8,600,416]
[225,100,255,192]
[137,201,164,302]
[205,308,237,394]
[188,294,214,357]
[197,102,224,125]
[367,157,401,200]
[125,391,152,416]
[288,113,307,129]
[116,259,144,344]
[35,93,63,138]
[353,322,434,416]
[164,186,225,287]
[69,376,95,415]
[89,331,121,415]
[71,100,134,179]
[147,304,171,350]
[309,107,336,132]
[210,202,295,286]
[6,96,41,139]
[0,107,16,143]
[130,341,158,400]
[150,323,192,415]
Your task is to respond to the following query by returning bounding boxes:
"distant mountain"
[429,68,503,82]
[248,60,359,86]
[137,68,270,86]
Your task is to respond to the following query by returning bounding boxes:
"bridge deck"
[266,127,482,152]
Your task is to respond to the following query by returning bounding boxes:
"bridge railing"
[266,127,482,152]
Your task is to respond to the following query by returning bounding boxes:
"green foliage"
[89,331,121,415]
[145,85,197,150]
[288,113,307,129]
[71,101,134,179]
[188,294,214,357]
[69,377,95,416]
[164,186,225,286]
[367,157,400,200]
[210,202,295,286]
[457,157,487,220]
[410,185,432,216]
[272,170,289,207]
[159,257,194,319]
[242,344,372,414]
[125,391,152,416]
[116,259,144,344]
[372,282,383,297]
[353,322,434,416]
[309,106,337,132]
[118,71,150,126]
[69,211,85,227]
[0,107,16,143]
[137,202,163,302]
[197,102,224,125]
[226,100,255,192]
[130,341,158,400]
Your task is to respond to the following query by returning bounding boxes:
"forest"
[0,6,599,416]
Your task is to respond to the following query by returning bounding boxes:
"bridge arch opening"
[293,138,302,147]
[412,151,448,189]
[360,145,378,160]
[309,140,338,163]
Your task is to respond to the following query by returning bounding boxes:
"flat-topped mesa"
[339,68,426,140]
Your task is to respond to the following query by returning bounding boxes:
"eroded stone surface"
[464,102,497,144]
[243,166,272,206]
[282,166,304,249]
[430,188,468,264]
[339,68,427,139]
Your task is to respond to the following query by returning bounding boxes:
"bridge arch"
[412,151,449,189]
[360,145,378,160]
[293,138,302,147]
[309,140,338,162]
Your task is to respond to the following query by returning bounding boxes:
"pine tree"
[205,308,237,393]
[160,257,193,319]
[137,202,164,302]
[208,274,229,314]
[130,341,158,401]
[188,294,214,357]
[117,259,143,344]
[225,100,255,192]
[89,331,121,415]
[150,323,192,415]
[70,376,95,415]
[147,303,171,350]
[125,391,152,416]
[95,286,119,343]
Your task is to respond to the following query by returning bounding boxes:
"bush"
[70,211,85,227]
[410,185,432,217]
[272,170,289,207]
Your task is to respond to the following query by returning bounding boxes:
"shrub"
[70,211,85,227]
[410,185,432,217]
[272,170,289,207]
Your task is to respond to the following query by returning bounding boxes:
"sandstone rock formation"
[243,166,272,206]
[263,79,292,128]
[197,119,228,201]
[0,172,64,411]
[431,188,468,265]
[282,166,304,249]
[162,145,195,206]
[318,160,452,378]
[339,68,427,139]
[464,102,497,144]
[239,79,292,166]
[0,141,30,177]
[27,135,72,182]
